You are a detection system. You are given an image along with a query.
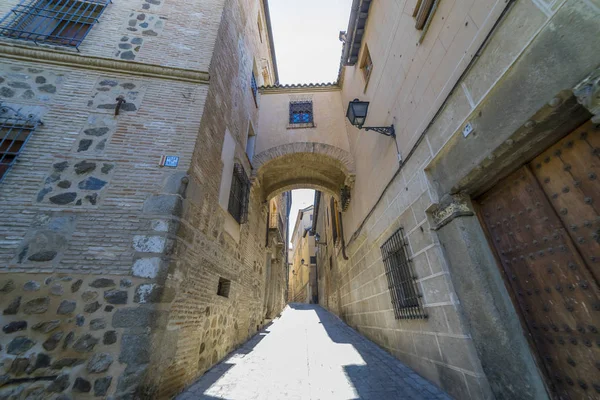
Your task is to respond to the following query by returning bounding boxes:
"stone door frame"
[424,62,599,399]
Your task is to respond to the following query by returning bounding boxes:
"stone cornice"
[0,42,210,84]
[259,83,341,94]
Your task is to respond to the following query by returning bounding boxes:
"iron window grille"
[289,101,313,125]
[0,103,43,184]
[0,0,111,50]
[250,71,258,106]
[380,227,427,320]
[228,163,250,224]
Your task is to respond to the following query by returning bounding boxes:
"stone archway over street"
[253,142,355,201]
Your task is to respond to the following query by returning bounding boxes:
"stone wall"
[137,0,287,397]
[0,0,224,70]
[0,53,205,398]
[0,274,153,398]
[0,0,285,398]
[313,1,599,399]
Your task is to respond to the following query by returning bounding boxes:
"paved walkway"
[176,304,452,400]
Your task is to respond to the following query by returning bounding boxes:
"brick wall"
[0,0,286,398]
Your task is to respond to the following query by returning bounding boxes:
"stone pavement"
[176,304,452,400]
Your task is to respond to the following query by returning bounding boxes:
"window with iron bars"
[0,104,42,183]
[250,71,258,106]
[0,0,110,50]
[289,101,313,125]
[228,163,250,224]
[380,227,427,320]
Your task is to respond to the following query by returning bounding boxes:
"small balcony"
[268,212,285,243]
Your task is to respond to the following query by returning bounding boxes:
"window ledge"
[287,123,316,130]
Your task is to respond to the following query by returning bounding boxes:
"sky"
[268,0,353,85]
[268,0,353,245]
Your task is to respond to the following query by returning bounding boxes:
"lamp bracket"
[362,125,396,137]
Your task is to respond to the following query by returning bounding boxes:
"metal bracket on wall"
[363,125,395,137]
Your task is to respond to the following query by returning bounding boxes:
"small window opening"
[250,70,258,107]
[217,277,231,298]
[413,0,436,30]
[360,44,373,89]
[289,101,313,125]
[245,123,256,163]
[228,163,250,224]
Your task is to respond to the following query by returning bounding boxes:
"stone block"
[133,235,167,253]
[3,320,27,334]
[94,376,113,396]
[73,377,92,392]
[23,297,49,314]
[72,334,99,353]
[112,307,166,328]
[132,257,161,278]
[103,330,118,345]
[57,300,76,315]
[437,336,480,372]
[3,296,21,315]
[420,274,451,305]
[104,289,128,304]
[142,194,183,216]
[7,336,35,355]
[119,334,150,365]
[87,353,113,373]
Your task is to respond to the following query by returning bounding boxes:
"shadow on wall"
[176,321,274,399]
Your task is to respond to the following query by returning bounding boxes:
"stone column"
[430,194,550,400]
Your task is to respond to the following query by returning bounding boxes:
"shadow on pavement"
[288,302,449,400]
[178,304,449,400]
[176,321,275,400]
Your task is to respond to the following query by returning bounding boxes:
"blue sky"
[268,0,352,244]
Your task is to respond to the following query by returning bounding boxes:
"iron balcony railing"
[0,0,111,50]
[268,212,285,242]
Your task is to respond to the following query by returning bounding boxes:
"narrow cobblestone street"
[177,304,452,400]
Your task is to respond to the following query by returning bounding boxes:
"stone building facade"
[288,205,316,303]
[298,1,600,400]
[0,0,599,398]
[0,0,288,399]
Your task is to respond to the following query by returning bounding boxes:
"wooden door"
[478,121,600,399]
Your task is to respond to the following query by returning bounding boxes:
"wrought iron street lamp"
[346,99,395,137]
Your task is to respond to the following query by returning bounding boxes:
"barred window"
[381,228,427,319]
[250,71,258,106]
[413,0,435,30]
[289,101,313,125]
[330,198,340,244]
[0,104,42,183]
[228,163,250,224]
[0,0,110,50]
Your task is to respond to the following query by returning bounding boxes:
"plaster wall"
[255,90,350,155]
[340,0,512,236]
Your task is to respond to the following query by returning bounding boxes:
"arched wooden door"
[478,121,600,399]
